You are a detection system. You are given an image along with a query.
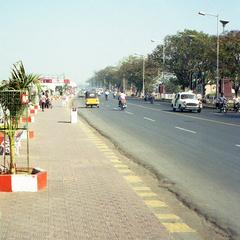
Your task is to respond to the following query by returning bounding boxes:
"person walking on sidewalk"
[40,92,46,111]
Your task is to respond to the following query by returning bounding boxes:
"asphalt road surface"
[75,95,240,239]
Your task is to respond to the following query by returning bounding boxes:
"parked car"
[172,92,202,113]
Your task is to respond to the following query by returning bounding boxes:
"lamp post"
[134,53,145,97]
[198,11,220,98]
[220,20,229,34]
[198,12,229,98]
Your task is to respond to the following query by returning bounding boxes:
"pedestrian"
[105,89,109,100]
[40,92,46,111]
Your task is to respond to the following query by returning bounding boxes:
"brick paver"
[0,100,170,240]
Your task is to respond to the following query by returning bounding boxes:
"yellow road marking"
[133,186,151,191]
[97,146,109,149]
[110,159,121,163]
[137,192,157,197]
[117,169,133,174]
[162,223,195,233]
[88,138,100,140]
[144,200,167,208]
[124,175,142,183]
[81,117,198,236]
[113,164,129,169]
[105,154,118,157]
[155,214,180,220]
[99,149,112,152]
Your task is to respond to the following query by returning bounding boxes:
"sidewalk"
[0,100,198,240]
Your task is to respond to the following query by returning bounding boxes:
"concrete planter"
[28,109,37,115]
[0,168,47,192]
[34,105,40,110]
[21,116,35,123]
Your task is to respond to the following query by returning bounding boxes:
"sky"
[0,0,239,84]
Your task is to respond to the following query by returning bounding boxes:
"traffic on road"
[76,93,240,239]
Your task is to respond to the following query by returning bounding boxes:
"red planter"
[21,116,35,123]
[34,105,40,110]
[29,109,37,115]
[0,169,47,192]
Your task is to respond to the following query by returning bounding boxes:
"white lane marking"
[236,144,240,147]
[127,102,240,127]
[175,126,197,134]
[144,117,155,122]
[125,111,134,115]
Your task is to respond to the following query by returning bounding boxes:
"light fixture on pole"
[220,20,229,33]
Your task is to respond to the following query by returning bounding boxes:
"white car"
[172,92,202,113]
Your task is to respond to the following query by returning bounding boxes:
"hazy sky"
[0,0,239,84]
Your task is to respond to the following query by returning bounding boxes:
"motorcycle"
[119,99,127,110]
[218,100,228,113]
[234,101,240,112]
[144,94,154,104]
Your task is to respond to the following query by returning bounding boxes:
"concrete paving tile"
[0,100,173,240]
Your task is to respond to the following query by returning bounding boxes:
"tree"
[220,31,240,97]
[150,30,216,94]
[0,61,39,174]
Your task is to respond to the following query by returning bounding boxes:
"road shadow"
[214,112,240,119]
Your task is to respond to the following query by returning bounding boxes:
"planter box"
[0,168,47,192]
[34,105,40,110]
[29,130,34,139]
[21,116,35,123]
[28,109,37,115]
[21,130,35,140]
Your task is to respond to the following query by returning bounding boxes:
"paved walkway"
[0,99,201,240]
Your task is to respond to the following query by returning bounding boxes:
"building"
[39,76,77,94]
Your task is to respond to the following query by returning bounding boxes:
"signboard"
[64,79,70,84]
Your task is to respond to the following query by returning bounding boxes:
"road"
[75,96,240,239]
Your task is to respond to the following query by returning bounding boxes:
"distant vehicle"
[202,94,217,104]
[78,90,85,98]
[172,92,202,113]
[85,92,100,108]
[96,88,104,94]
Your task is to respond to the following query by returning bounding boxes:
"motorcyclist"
[113,90,117,99]
[217,92,227,111]
[118,91,127,110]
[149,92,155,104]
[233,96,240,112]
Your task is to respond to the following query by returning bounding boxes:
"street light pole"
[198,11,220,98]
[198,12,229,98]
[216,14,220,98]
[142,56,145,97]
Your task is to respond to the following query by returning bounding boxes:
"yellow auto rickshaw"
[85,92,100,108]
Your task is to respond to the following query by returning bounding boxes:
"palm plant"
[0,61,39,174]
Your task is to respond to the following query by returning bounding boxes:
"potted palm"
[0,61,47,192]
